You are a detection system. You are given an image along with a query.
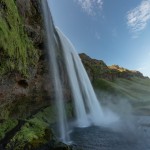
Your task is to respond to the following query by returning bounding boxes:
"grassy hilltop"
[80,53,150,115]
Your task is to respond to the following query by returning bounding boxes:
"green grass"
[93,79,115,93]
[94,78,150,114]
[112,78,150,102]
[0,0,38,76]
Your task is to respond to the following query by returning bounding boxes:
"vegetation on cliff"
[0,119,18,140]
[0,104,74,150]
[80,53,146,81]
[0,0,149,149]
[94,77,150,115]
[80,53,150,115]
[0,0,38,76]
[0,0,66,149]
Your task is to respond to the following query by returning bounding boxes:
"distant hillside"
[80,53,150,115]
[80,53,147,81]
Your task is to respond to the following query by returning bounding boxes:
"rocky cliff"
[0,0,54,119]
[80,53,146,81]
[0,0,73,149]
[79,54,150,116]
[0,0,148,149]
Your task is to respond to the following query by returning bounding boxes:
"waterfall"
[42,0,118,144]
[56,28,118,127]
[56,28,105,126]
[41,0,70,143]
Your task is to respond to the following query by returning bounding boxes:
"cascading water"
[56,29,118,127]
[42,0,118,143]
[41,0,70,143]
[56,28,104,126]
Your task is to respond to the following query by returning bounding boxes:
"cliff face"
[0,0,148,149]
[80,53,146,82]
[80,53,110,81]
[80,54,150,116]
[1,0,146,120]
[0,1,73,149]
[108,65,145,79]
[0,0,53,119]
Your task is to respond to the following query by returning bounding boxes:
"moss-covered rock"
[0,0,73,149]
[0,0,54,122]
[0,0,39,76]
[0,103,74,150]
[0,119,18,140]
[6,119,53,150]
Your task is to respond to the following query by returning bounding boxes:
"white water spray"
[41,0,70,143]
[42,0,118,143]
[56,28,103,126]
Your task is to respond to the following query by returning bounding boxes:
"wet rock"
[0,0,52,119]
[16,0,44,47]
[0,105,73,150]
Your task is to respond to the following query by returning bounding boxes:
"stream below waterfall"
[70,115,150,150]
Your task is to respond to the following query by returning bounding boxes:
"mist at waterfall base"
[42,0,122,144]
[42,0,120,143]
[57,26,120,140]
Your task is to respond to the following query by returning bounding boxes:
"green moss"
[0,0,38,76]
[0,119,18,140]
[5,103,74,150]
[93,79,115,93]
[5,105,58,149]
[7,120,49,149]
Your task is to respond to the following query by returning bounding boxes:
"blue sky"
[48,0,150,77]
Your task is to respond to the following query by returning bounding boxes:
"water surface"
[71,116,150,150]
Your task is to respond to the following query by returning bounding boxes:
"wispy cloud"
[127,0,150,36]
[75,0,103,15]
